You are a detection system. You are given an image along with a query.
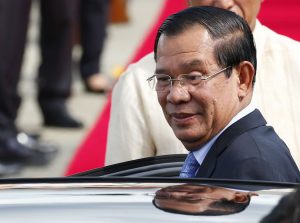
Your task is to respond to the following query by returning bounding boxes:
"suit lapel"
[196,109,267,178]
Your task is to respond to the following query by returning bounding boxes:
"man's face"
[156,25,242,150]
[188,0,262,30]
[154,184,252,214]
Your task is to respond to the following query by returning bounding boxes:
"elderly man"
[106,0,300,169]
[149,6,299,181]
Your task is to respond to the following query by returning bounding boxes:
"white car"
[0,155,298,223]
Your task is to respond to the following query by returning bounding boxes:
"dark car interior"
[71,154,300,192]
[74,154,187,177]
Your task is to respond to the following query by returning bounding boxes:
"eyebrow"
[183,59,205,68]
[155,59,205,74]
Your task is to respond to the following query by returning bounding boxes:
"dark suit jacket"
[196,109,300,183]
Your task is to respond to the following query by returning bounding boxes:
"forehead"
[156,25,216,70]
[188,0,261,26]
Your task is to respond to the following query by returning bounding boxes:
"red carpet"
[65,0,187,175]
[65,0,300,175]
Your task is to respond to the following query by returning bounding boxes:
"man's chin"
[173,132,204,150]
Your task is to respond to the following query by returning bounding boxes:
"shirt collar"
[193,102,256,165]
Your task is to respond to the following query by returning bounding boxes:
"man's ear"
[233,192,249,203]
[233,191,258,203]
[236,61,255,99]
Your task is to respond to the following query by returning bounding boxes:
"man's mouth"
[170,113,197,124]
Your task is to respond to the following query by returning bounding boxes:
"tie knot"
[180,152,199,178]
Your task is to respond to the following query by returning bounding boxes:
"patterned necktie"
[179,152,200,178]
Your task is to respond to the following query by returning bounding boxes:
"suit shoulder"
[215,126,300,182]
[227,125,290,159]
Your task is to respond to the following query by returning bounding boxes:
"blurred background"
[11,0,164,177]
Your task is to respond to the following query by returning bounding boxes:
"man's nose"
[214,0,235,10]
[166,82,190,104]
